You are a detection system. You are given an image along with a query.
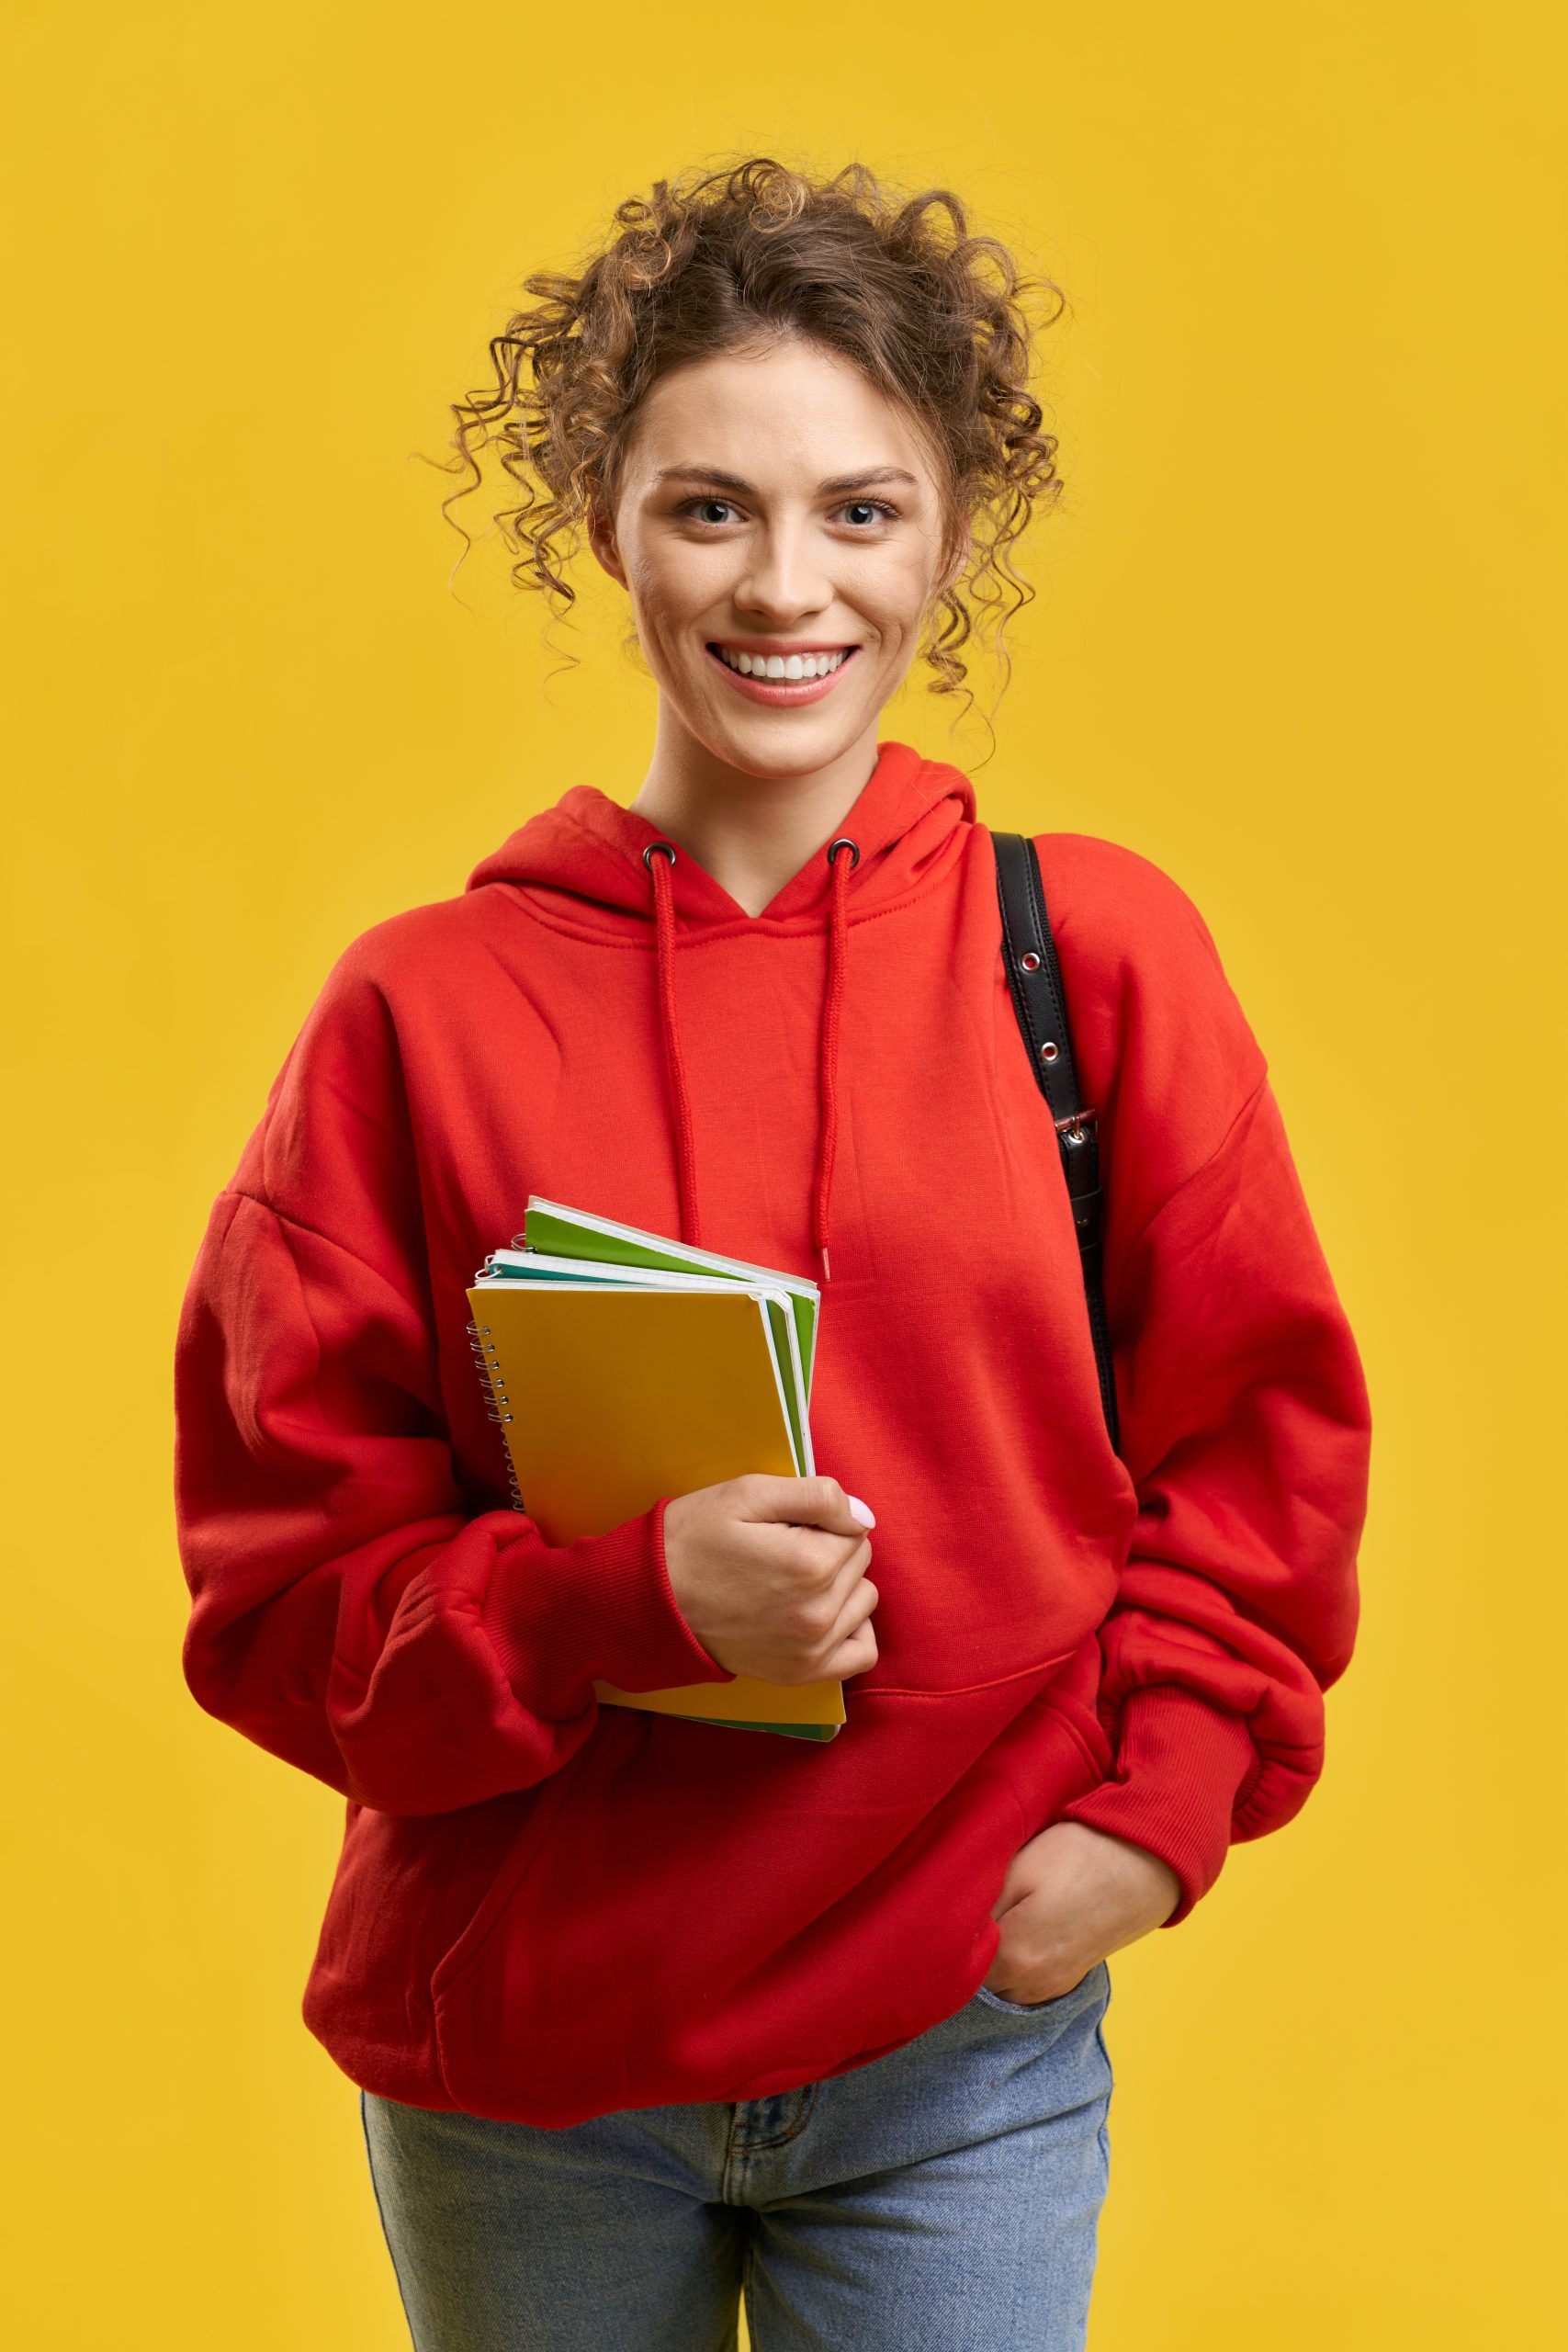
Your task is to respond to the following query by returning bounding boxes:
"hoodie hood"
[466,741,976,1285]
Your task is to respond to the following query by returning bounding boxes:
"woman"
[175,159,1370,2351]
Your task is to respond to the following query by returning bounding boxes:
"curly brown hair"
[425,156,1067,709]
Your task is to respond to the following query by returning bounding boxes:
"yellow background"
[6,4,1562,2344]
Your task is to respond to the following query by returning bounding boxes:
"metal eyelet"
[1019,951,1041,972]
[642,841,677,869]
[827,836,861,868]
[1040,1040,1060,1062]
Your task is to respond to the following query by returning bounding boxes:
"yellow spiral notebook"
[467,1203,843,1741]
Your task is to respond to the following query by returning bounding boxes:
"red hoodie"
[175,739,1369,2127]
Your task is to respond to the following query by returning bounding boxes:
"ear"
[587,495,627,589]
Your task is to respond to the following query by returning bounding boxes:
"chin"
[698,704,874,780]
[720,733,859,781]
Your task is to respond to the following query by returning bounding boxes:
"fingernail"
[847,1495,876,1528]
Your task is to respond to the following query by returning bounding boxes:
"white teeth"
[716,646,850,680]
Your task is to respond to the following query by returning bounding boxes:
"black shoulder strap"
[992,831,1122,1453]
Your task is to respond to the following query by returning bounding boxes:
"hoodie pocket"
[427,1721,630,2021]
[1036,1684,1115,1786]
[986,1669,1116,1851]
[976,1694,1116,2016]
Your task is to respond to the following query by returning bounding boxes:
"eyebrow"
[653,465,919,495]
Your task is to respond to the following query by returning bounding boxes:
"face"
[590,337,963,780]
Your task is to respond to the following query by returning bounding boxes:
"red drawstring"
[812,839,855,1284]
[645,842,703,1252]
[644,834,854,1286]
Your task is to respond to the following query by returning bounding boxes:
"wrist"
[1061,1819,1183,1925]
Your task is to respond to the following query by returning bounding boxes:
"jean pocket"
[971,1958,1108,2017]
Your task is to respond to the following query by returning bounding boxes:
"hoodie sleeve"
[174,935,733,1818]
[1044,844,1371,1926]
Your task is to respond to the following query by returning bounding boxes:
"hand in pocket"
[983,1821,1180,2007]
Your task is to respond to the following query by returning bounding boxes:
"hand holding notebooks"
[467,1198,844,1741]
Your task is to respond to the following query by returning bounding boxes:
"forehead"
[622,339,941,489]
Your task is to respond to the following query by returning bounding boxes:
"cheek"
[626,540,731,637]
[856,548,945,647]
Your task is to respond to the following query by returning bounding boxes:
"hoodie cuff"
[1056,1685,1258,1927]
[486,1497,736,1704]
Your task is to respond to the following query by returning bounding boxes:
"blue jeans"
[360,1959,1113,2350]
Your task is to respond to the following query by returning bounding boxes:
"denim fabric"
[360,1959,1113,2350]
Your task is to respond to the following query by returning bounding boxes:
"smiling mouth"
[712,644,854,681]
[704,641,862,707]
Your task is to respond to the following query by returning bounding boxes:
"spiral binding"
[466,1317,526,1511]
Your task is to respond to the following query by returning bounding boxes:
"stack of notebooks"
[466,1197,844,1742]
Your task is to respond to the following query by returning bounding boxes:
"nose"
[733,518,832,626]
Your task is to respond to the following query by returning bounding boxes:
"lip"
[714,639,856,656]
[705,642,862,707]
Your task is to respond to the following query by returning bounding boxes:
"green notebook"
[507,1198,820,1473]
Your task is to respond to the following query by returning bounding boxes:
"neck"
[627,704,882,919]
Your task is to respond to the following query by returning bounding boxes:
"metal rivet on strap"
[642,841,677,869]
